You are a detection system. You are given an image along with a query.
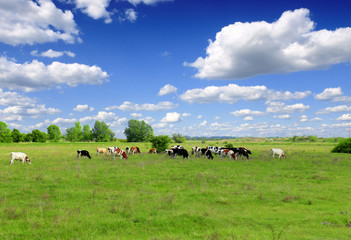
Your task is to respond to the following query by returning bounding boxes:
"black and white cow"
[77,150,91,159]
[207,146,222,156]
[172,148,189,159]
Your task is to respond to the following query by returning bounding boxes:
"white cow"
[270,148,286,159]
[10,152,32,165]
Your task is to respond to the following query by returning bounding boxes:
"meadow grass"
[0,141,351,239]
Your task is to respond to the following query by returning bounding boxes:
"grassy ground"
[0,141,350,239]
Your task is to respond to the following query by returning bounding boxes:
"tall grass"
[0,141,350,239]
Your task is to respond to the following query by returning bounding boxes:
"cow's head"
[282,154,287,159]
[25,156,32,164]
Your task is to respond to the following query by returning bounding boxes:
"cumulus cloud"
[125,8,137,22]
[73,104,94,112]
[126,0,173,6]
[273,114,291,119]
[315,87,343,100]
[337,114,351,121]
[316,105,351,114]
[107,101,177,111]
[74,0,113,23]
[244,116,253,121]
[179,84,310,104]
[230,109,265,117]
[0,0,79,46]
[182,113,191,117]
[158,84,177,96]
[31,49,75,58]
[131,112,143,118]
[266,101,310,113]
[0,57,109,92]
[199,120,207,126]
[80,111,119,122]
[185,8,351,79]
[160,112,181,123]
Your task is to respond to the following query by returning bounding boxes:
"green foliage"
[308,135,318,142]
[23,133,33,142]
[82,124,93,142]
[47,124,61,142]
[66,121,83,142]
[224,143,234,148]
[11,129,23,143]
[150,135,172,152]
[172,133,186,143]
[0,121,12,142]
[124,119,154,142]
[92,120,114,142]
[31,129,47,143]
[331,138,351,153]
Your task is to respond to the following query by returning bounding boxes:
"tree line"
[0,120,115,143]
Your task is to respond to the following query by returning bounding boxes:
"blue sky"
[1,0,351,138]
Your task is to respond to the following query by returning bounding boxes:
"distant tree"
[31,129,47,143]
[82,124,93,142]
[224,143,234,148]
[124,119,154,142]
[11,128,23,143]
[331,138,351,153]
[0,121,12,143]
[24,133,33,142]
[92,120,114,142]
[308,135,318,142]
[172,133,186,143]
[47,124,61,142]
[150,135,172,152]
[66,122,83,142]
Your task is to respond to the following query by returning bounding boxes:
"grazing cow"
[10,152,32,165]
[202,148,214,159]
[112,148,128,160]
[220,149,237,160]
[149,148,157,154]
[125,147,130,154]
[172,148,189,159]
[165,149,173,156]
[171,145,184,150]
[237,147,251,159]
[77,150,91,159]
[108,147,119,154]
[207,146,222,156]
[96,148,108,155]
[270,148,286,160]
[130,146,140,154]
[191,146,198,155]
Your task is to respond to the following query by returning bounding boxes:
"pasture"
[0,141,350,239]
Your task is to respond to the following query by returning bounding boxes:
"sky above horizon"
[1,0,351,138]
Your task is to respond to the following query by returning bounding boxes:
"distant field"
[1,141,351,239]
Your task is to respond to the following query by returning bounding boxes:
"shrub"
[150,135,172,152]
[172,133,186,143]
[331,138,351,153]
[224,143,233,148]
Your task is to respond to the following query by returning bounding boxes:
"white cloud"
[266,101,310,113]
[337,114,351,121]
[80,111,118,122]
[160,112,181,123]
[182,113,191,117]
[0,0,79,46]
[131,113,143,118]
[185,8,351,79]
[315,87,343,100]
[108,101,177,111]
[74,0,113,23]
[158,84,177,96]
[73,104,94,112]
[197,115,203,119]
[0,57,109,92]
[230,109,265,117]
[179,84,310,104]
[273,114,291,119]
[126,0,173,6]
[125,8,137,22]
[31,49,75,58]
[316,105,351,114]
[244,116,253,121]
[153,122,168,129]
[199,120,207,126]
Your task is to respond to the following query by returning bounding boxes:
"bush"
[172,133,186,143]
[331,138,351,153]
[224,143,233,148]
[150,135,172,152]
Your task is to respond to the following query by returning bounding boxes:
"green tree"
[92,120,114,142]
[47,124,61,142]
[331,138,351,153]
[82,124,93,142]
[150,135,172,152]
[31,129,47,143]
[124,119,154,142]
[0,121,12,143]
[66,122,83,142]
[172,133,186,143]
[11,128,23,143]
[24,133,33,142]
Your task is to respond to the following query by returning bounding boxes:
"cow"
[108,147,119,154]
[207,146,222,156]
[172,148,189,159]
[96,148,108,155]
[130,146,140,154]
[171,145,184,150]
[165,149,173,156]
[202,148,214,159]
[125,147,130,154]
[270,148,286,160]
[237,147,251,159]
[77,150,91,159]
[191,146,200,155]
[10,152,31,165]
[220,149,237,160]
[112,148,128,160]
[149,148,157,154]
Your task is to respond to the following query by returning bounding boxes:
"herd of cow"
[8,145,287,165]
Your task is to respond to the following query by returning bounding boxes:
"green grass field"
[1,141,351,239]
